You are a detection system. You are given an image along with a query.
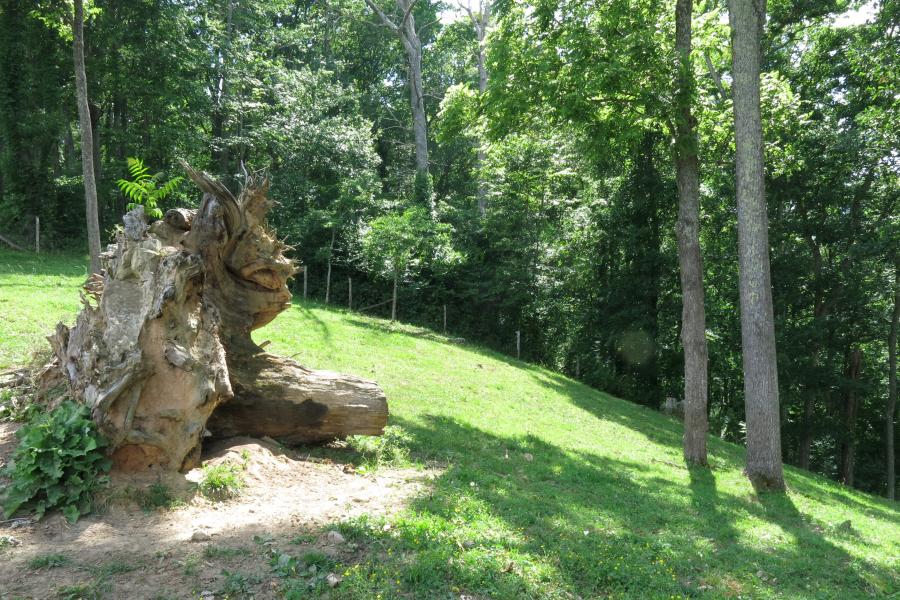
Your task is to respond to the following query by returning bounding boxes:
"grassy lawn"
[1,248,898,599]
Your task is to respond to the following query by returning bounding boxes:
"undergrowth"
[198,460,246,500]
[347,425,412,473]
[1,400,110,523]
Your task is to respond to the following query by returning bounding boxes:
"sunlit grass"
[0,248,897,599]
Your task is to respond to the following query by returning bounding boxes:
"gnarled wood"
[42,165,388,472]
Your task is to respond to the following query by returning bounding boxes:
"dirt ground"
[0,427,433,599]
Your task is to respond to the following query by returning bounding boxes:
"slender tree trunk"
[840,347,861,487]
[89,101,101,184]
[364,0,430,204]
[404,36,428,176]
[799,238,825,470]
[392,267,398,321]
[73,0,101,274]
[887,261,898,500]
[325,228,335,304]
[674,0,708,466]
[728,0,785,491]
[212,0,233,178]
[472,1,490,216]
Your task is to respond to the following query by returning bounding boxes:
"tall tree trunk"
[392,267,398,321]
[73,0,101,274]
[89,101,101,184]
[325,228,335,304]
[799,237,825,470]
[674,0,709,466]
[212,0,233,179]
[404,34,428,176]
[466,0,490,216]
[888,261,899,500]
[728,0,785,491]
[840,347,862,486]
[364,0,430,207]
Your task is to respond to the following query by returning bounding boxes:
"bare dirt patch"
[0,437,434,599]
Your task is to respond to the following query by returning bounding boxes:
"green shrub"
[347,425,412,471]
[1,401,111,523]
[28,553,70,569]
[198,461,246,500]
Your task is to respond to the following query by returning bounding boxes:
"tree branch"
[363,0,399,32]
[704,50,728,100]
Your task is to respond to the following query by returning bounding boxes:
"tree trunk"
[325,228,335,304]
[888,261,898,500]
[403,30,428,177]
[364,0,430,203]
[42,165,388,472]
[799,237,825,470]
[728,0,785,491]
[471,1,490,216]
[674,0,708,466]
[73,0,101,274]
[840,347,861,487]
[392,267,398,321]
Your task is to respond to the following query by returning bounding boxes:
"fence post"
[303,265,308,300]
[516,330,521,359]
[348,277,352,309]
[443,304,447,334]
[35,216,40,253]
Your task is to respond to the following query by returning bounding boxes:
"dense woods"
[0,0,896,497]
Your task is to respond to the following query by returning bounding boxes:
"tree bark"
[674,0,708,466]
[42,166,388,472]
[840,346,861,487]
[364,0,430,194]
[73,0,101,274]
[460,0,490,216]
[888,261,898,500]
[325,228,335,304]
[728,0,785,491]
[391,267,398,321]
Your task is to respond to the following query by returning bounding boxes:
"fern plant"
[115,157,183,220]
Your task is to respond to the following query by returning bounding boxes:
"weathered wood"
[40,165,388,472]
[207,351,388,443]
[164,208,196,230]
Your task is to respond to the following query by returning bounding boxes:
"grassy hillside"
[1,248,898,599]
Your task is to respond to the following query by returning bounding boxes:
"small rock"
[462,540,475,549]
[326,573,342,588]
[326,530,346,545]
[199,591,215,599]
[191,530,211,542]
[523,453,534,462]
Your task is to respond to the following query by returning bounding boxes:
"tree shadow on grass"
[366,414,897,599]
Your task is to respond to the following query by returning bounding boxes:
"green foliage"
[115,157,183,220]
[219,569,260,598]
[198,461,246,501]
[133,480,179,512]
[347,425,412,471]
[28,553,70,569]
[359,206,461,282]
[1,400,111,523]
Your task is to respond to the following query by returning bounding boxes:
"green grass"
[198,460,246,500]
[28,553,70,569]
[1,249,898,599]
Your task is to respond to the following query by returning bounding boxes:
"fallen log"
[40,165,388,472]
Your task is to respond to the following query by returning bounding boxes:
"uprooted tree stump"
[42,164,388,472]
